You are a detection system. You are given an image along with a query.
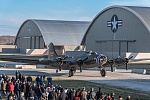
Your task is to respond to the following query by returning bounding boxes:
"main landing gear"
[68,67,76,77]
[68,67,106,77]
[56,65,62,73]
[100,68,106,77]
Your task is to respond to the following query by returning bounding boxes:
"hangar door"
[98,40,134,58]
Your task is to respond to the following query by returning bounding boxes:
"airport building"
[82,6,150,58]
[14,20,90,55]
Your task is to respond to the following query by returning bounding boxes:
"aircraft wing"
[129,58,150,64]
[62,57,77,65]
[0,54,49,65]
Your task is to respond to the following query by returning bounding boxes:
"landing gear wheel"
[59,66,62,71]
[56,69,58,73]
[100,69,106,77]
[68,70,74,77]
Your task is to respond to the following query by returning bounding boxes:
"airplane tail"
[48,42,58,59]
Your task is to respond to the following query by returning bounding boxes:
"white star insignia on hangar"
[107,14,122,33]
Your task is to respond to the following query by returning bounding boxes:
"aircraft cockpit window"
[85,50,92,53]
[91,52,97,55]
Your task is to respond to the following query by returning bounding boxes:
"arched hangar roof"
[81,5,150,45]
[15,19,90,46]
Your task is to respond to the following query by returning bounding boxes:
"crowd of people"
[0,70,133,100]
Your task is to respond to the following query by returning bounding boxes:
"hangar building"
[82,6,150,58]
[15,20,90,55]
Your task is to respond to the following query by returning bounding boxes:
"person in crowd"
[25,82,32,99]
[74,92,80,100]
[48,87,57,100]
[36,75,40,86]
[21,75,26,83]
[59,88,66,100]
[15,70,20,80]
[32,83,37,92]
[110,93,115,100]
[64,88,68,100]
[88,87,96,100]
[14,80,21,99]
[8,82,14,93]
[27,75,32,82]
[1,80,7,97]
[15,79,21,98]
[20,81,26,93]
[39,76,43,85]
[56,89,61,100]
[11,77,16,84]
[0,75,4,83]
[0,92,2,100]
[47,82,51,88]
[126,96,131,100]
[80,87,87,100]
[105,93,111,100]
[7,91,17,100]
[28,88,36,100]
[3,74,8,82]
[19,72,22,81]
[36,85,42,99]
[6,81,10,96]
[41,83,47,99]
[118,95,123,100]
[20,92,25,100]
[68,88,76,100]
[47,76,52,86]
[95,87,103,100]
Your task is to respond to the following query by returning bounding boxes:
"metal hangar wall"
[15,19,90,55]
[82,6,150,58]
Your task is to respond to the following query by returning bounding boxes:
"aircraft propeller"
[108,56,133,72]
[108,58,115,72]
[123,56,133,70]
[77,57,89,72]
[56,56,69,71]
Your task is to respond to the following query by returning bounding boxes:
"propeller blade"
[79,65,82,72]
[111,65,113,72]
[128,56,133,60]
[77,60,83,72]
[123,56,133,70]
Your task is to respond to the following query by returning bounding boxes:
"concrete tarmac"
[0,68,150,92]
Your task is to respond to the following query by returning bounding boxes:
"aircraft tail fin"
[48,42,58,59]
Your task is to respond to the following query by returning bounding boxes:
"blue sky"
[0,0,150,36]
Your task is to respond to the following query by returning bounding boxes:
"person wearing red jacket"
[9,82,14,93]
[74,93,80,100]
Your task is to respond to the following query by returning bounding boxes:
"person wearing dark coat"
[36,75,40,86]
[48,88,57,100]
[25,82,32,99]
[27,76,32,82]
[28,88,36,100]
[59,88,66,100]
[36,85,42,99]
[15,70,20,80]
[8,91,17,100]
[95,88,103,100]
[21,75,25,83]
[19,72,22,81]
[14,81,21,99]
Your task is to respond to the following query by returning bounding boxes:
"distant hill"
[0,36,15,45]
